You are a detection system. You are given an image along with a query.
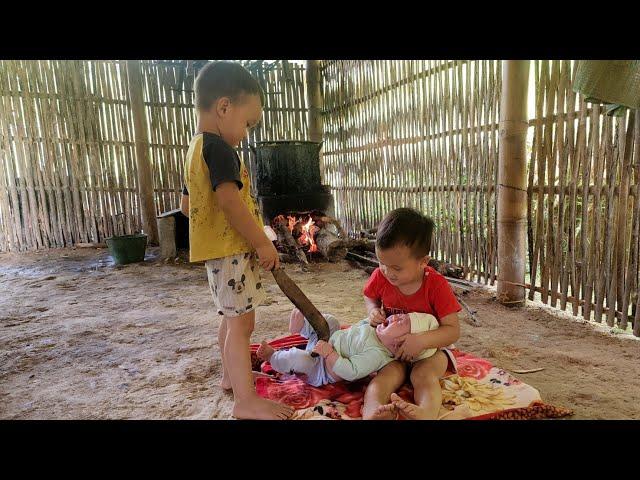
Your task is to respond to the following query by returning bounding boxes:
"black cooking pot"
[250,140,323,196]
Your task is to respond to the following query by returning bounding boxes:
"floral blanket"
[250,334,573,420]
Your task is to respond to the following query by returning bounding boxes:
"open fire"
[275,214,320,253]
[295,216,320,253]
[271,212,348,265]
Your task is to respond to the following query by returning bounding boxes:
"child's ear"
[420,255,430,268]
[216,97,231,116]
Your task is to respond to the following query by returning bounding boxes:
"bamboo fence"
[321,60,502,286]
[321,59,640,336]
[0,60,308,252]
[527,60,640,334]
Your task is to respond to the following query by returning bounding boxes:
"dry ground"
[1,247,639,419]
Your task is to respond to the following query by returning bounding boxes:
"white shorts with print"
[205,252,267,317]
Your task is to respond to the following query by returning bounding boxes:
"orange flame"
[287,215,297,232]
[300,216,319,253]
[281,215,320,253]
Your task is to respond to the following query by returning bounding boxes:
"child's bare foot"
[390,393,436,420]
[368,403,398,420]
[232,396,294,420]
[256,341,275,362]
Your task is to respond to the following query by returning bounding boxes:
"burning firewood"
[273,215,309,267]
[297,216,320,254]
[272,212,350,264]
[320,216,348,239]
[316,226,349,262]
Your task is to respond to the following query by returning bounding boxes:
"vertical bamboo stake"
[615,111,636,329]
[491,61,502,285]
[497,60,530,306]
[306,60,323,179]
[126,60,158,245]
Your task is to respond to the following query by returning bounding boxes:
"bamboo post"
[497,60,530,307]
[126,60,159,245]
[306,60,323,177]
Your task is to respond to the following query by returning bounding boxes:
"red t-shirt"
[363,267,461,323]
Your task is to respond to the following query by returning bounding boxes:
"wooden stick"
[456,295,481,327]
[271,267,330,347]
[511,368,545,374]
[346,251,379,267]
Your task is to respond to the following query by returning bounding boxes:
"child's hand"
[256,242,280,271]
[313,340,335,358]
[368,308,386,326]
[395,333,424,362]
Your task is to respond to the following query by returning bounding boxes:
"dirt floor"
[1,246,639,420]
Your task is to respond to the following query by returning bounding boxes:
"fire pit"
[250,140,346,266]
[271,211,348,265]
[279,214,320,254]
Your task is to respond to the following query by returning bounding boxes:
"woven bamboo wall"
[527,60,640,335]
[321,60,502,285]
[0,60,308,252]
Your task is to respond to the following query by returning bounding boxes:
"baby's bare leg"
[362,361,407,420]
[288,308,305,334]
[392,351,448,420]
[225,312,293,420]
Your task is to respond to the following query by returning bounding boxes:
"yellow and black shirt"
[183,132,262,262]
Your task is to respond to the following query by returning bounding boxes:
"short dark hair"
[194,61,264,111]
[376,208,435,258]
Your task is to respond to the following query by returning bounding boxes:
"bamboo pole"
[497,60,530,306]
[306,60,324,179]
[607,113,633,327]
[126,60,158,245]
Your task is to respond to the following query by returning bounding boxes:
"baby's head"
[375,208,435,288]
[375,312,439,357]
[194,61,264,147]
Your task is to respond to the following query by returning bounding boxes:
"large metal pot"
[249,140,322,196]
